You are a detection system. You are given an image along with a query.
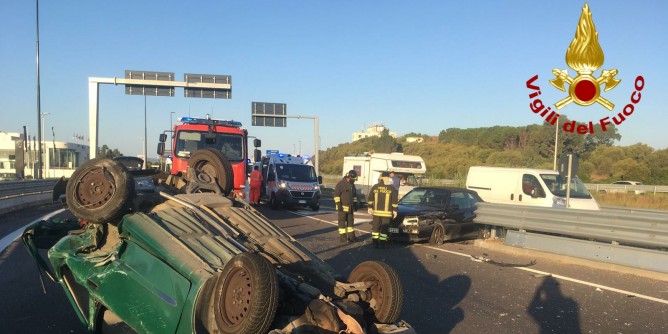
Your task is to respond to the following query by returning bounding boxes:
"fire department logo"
[525,3,644,135]
[550,3,620,110]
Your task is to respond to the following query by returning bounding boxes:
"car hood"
[397,204,443,217]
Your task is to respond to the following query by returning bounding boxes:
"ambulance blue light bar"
[178,116,242,128]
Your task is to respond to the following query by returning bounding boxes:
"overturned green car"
[23,151,414,334]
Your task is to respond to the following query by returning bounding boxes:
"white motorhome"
[465,166,600,210]
[343,153,427,202]
[260,154,321,211]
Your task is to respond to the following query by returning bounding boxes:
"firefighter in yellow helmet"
[333,170,360,242]
[367,175,398,248]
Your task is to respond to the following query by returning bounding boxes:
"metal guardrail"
[585,183,668,194]
[475,202,668,249]
[0,180,59,214]
[0,179,59,198]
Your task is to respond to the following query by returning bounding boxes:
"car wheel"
[66,158,135,224]
[188,148,234,195]
[311,204,320,211]
[429,223,445,246]
[347,261,404,324]
[270,193,279,210]
[213,253,279,334]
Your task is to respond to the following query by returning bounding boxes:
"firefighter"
[367,176,398,248]
[334,170,359,242]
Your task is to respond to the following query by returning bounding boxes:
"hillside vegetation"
[319,119,668,185]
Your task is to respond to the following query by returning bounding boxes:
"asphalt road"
[1,201,667,333]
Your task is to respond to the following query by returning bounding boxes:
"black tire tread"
[66,158,135,224]
[189,148,234,195]
[348,260,404,324]
[213,253,279,334]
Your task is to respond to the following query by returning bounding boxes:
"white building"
[405,136,425,143]
[0,131,89,179]
[352,124,397,142]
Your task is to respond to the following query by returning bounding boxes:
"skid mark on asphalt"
[290,210,668,306]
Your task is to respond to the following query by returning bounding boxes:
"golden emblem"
[550,3,620,110]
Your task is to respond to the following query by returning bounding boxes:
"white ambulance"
[260,153,322,211]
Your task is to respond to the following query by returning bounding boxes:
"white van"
[465,166,600,210]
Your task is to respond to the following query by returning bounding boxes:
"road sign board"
[251,102,287,127]
[183,73,232,99]
[124,70,175,96]
[558,153,580,177]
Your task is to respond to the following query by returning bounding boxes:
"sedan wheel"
[66,158,135,224]
[429,224,445,246]
[213,253,279,334]
[347,261,404,324]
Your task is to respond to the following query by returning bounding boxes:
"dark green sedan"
[23,155,414,334]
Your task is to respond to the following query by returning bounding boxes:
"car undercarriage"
[22,151,415,334]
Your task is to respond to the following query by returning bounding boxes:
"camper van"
[465,166,600,210]
[343,153,426,203]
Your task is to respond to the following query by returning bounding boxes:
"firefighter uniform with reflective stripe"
[367,178,398,248]
[333,176,358,242]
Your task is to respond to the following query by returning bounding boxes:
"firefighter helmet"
[345,170,358,180]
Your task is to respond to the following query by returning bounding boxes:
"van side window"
[522,174,545,198]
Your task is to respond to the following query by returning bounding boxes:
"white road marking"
[290,210,668,306]
[0,208,67,253]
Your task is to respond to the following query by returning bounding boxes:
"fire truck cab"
[157,115,249,197]
[260,153,321,211]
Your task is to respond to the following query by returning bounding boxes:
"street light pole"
[170,111,175,155]
[35,0,43,179]
[143,96,147,169]
[40,112,50,178]
[553,117,559,170]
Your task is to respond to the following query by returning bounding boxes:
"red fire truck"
[157,115,260,198]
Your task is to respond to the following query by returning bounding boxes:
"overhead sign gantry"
[88,70,231,159]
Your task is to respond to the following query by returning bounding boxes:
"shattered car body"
[23,154,414,334]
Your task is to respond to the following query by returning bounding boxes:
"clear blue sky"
[2,1,667,159]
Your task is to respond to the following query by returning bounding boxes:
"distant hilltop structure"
[405,136,424,143]
[352,123,397,142]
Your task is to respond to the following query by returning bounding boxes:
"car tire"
[310,204,320,211]
[188,148,234,195]
[212,253,279,334]
[270,193,279,210]
[429,223,445,246]
[347,260,404,324]
[66,158,135,224]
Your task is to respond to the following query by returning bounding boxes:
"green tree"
[372,129,401,153]
[646,148,668,184]
[97,145,123,159]
[612,158,650,181]
[583,123,621,155]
